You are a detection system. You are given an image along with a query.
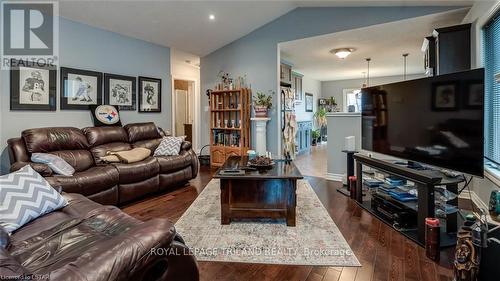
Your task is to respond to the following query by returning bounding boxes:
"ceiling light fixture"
[209,14,215,21]
[330,48,355,59]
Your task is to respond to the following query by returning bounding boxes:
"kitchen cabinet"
[292,72,303,101]
[280,63,292,85]
[295,121,312,153]
[422,23,471,76]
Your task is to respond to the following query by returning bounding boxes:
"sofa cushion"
[83,126,129,146]
[49,150,95,172]
[90,142,132,164]
[124,122,161,142]
[31,153,75,176]
[22,127,89,153]
[156,154,192,173]
[8,203,175,279]
[112,156,159,183]
[45,165,119,196]
[109,148,151,164]
[9,193,102,242]
[132,138,161,152]
[0,165,67,234]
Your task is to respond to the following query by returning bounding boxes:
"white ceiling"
[59,0,476,57]
[279,8,470,81]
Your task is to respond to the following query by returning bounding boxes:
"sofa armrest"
[10,161,53,177]
[0,248,32,279]
[180,141,192,151]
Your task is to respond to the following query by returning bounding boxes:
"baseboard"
[326,173,344,182]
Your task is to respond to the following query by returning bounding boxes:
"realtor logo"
[1,1,59,69]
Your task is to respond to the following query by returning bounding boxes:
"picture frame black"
[60,67,103,110]
[431,82,459,111]
[104,73,136,111]
[305,93,313,112]
[10,59,56,111]
[463,80,484,109]
[138,76,162,113]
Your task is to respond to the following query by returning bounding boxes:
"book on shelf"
[213,131,241,147]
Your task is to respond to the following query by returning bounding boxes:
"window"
[343,89,361,112]
[484,14,500,166]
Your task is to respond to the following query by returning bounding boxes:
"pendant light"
[402,53,409,80]
[362,72,367,88]
[365,58,371,87]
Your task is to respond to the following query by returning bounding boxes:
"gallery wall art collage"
[10,60,162,113]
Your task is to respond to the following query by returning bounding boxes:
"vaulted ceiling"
[59,0,476,56]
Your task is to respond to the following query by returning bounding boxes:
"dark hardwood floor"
[122,146,458,281]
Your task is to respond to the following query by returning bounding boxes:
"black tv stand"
[353,154,465,248]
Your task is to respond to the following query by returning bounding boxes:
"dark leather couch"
[7,122,199,205]
[0,193,199,281]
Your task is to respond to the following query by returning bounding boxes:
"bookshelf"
[209,88,251,167]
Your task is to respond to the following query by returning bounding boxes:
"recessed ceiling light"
[330,48,355,59]
[209,14,215,21]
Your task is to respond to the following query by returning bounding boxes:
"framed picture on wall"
[305,93,313,112]
[60,67,103,110]
[10,60,56,111]
[431,82,458,111]
[464,81,484,109]
[104,73,136,111]
[138,76,162,113]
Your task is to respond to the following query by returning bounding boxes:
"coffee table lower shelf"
[220,178,297,226]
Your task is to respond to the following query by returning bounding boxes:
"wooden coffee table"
[214,156,303,226]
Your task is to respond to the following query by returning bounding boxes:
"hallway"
[294,143,328,178]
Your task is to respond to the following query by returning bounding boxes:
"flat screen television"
[361,69,484,177]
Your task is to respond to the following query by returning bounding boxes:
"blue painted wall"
[0,18,171,173]
[200,6,463,156]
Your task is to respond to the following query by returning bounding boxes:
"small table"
[214,156,303,226]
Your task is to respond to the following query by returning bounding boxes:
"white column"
[251,117,271,156]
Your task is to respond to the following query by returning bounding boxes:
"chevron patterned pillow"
[154,136,185,156]
[0,165,68,234]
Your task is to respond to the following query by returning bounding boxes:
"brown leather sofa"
[0,192,199,281]
[7,122,199,205]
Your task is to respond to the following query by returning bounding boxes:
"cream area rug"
[175,179,361,267]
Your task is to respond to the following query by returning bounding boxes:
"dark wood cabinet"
[421,36,437,76]
[429,23,471,75]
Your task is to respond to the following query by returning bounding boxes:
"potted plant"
[253,90,274,117]
[314,107,327,129]
[312,129,321,146]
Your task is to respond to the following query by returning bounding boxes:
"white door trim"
[171,76,199,153]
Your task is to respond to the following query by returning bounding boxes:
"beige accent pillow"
[108,148,151,164]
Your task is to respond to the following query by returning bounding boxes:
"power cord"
[458,176,473,194]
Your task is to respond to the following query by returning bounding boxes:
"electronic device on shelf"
[361,68,485,177]
[371,193,417,229]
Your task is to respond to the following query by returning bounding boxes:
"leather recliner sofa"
[7,122,199,205]
[0,192,199,281]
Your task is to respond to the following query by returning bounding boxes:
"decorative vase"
[254,106,268,117]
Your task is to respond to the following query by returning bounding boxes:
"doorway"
[173,79,195,143]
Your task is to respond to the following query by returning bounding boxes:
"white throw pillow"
[0,165,68,234]
[154,136,185,156]
[31,153,75,176]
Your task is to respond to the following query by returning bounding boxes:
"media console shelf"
[353,154,465,248]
